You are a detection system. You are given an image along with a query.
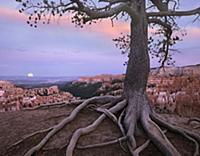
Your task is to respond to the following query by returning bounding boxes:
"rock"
[1,64,200,116]
[36,85,59,96]
[78,74,124,84]
[0,81,75,112]
[72,64,200,117]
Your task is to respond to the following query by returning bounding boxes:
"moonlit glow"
[27,73,34,77]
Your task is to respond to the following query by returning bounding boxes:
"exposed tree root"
[188,117,200,124]
[117,109,128,152]
[188,117,200,129]
[23,100,84,111]
[45,114,68,121]
[95,107,118,124]
[7,127,53,150]
[77,136,127,149]
[132,139,150,156]
[182,132,199,156]
[193,125,200,129]
[94,106,127,152]
[42,136,127,151]
[118,109,126,136]
[65,100,126,156]
[151,113,200,143]
[123,103,137,155]
[151,113,200,156]
[21,95,119,156]
[141,108,181,156]
[9,94,200,156]
[95,107,126,135]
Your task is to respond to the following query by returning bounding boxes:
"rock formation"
[75,64,200,117]
[0,82,75,112]
[1,64,199,117]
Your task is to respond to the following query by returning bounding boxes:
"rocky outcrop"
[0,82,75,112]
[147,75,200,117]
[32,85,59,96]
[151,64,200,77]
[78,74,124,84]
[74,65,200,117]
[1,65,200,116]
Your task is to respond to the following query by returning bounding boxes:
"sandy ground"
[0,103,199,156]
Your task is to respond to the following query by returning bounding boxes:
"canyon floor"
[0,101,199,156]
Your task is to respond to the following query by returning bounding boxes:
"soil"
[0,103,199,156]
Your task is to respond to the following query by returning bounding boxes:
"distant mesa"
[27,73,34,78]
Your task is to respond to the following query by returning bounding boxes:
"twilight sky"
[0,0,200,77]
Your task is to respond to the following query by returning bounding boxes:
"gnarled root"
[132,139,150,156]
[123,104,137,155]
[21,95,120,156]
[188,117,200,124]
[7,127,53,150]
[94,106,127,152]
[151,113,200,156]
[8,94,200,156]
[151,113,200,142]
[188,117,200,129]
[77,136,127,149]
[141,109,181,156]
[23,100,85,111]
[65,100,126,156]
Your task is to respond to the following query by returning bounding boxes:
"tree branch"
[148,18,171,29]
[75,1,129,21]
[148,7,200,17]
[99,0,128,5]
[150,0,168,11]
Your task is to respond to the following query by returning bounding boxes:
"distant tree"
[15,0,200,156]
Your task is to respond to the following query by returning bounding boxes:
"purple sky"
[0,0,200,77]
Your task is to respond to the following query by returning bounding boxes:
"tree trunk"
[123,0,150,129]
[123,0,150,152]
[123,1,181,156]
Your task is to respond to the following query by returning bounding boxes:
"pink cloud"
[185,27,200,39]
[1,6,199,41]
[0,6,26,21]
[56,16,130,38]
[0,6,129,38]
[83,20,130,38]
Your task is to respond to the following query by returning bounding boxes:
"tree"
[13,0,200,156]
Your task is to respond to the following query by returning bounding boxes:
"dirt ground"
[0,103,199,156]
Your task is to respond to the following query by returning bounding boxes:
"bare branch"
[75,1,129,21]
[99,0,128,5]
[148,7,200,17]
[148,18,171,29]
[150,0,168,11]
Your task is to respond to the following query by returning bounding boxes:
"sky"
[0,0,200,77]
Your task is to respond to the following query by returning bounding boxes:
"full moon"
[27,73,34,78]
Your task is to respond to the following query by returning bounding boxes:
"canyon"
[0,64,200,117]
[0,81,75,112]
[76,64,200,117]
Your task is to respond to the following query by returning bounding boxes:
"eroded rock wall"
[76,65,200,117]
[0,82,75,112]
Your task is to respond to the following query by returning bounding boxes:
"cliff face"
[0,82,75,112]
[76,65,200,117]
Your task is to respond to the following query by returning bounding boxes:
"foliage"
[16,0,200,67]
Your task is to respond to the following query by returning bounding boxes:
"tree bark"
[124,2,149,95]
[124,0,149,125]
[123,2,181,156]
[123,0,150,153]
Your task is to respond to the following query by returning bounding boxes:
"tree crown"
[16,0,200,66]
